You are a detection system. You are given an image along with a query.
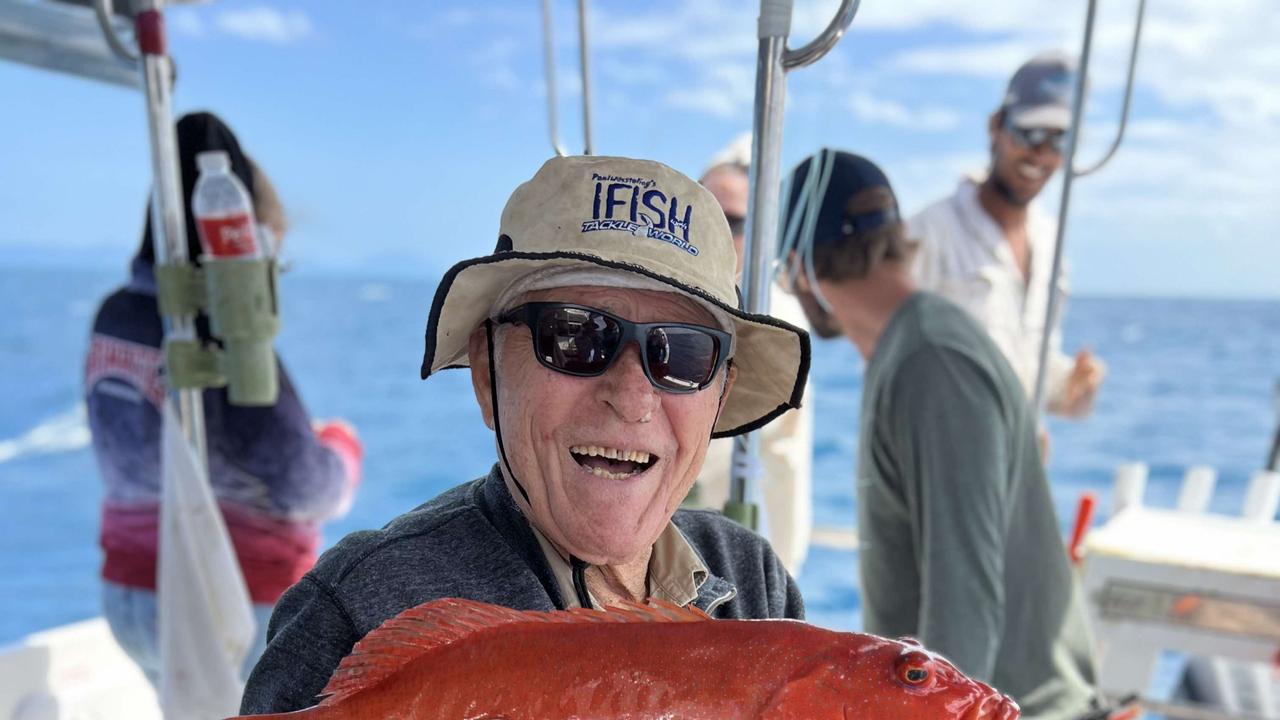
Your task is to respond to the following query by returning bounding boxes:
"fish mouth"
[569,444,659,480]
[965,693,1020,720]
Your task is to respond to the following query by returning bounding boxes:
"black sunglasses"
[724,213,746,238]
[1005,122,1067,154]
[497,302,732,393]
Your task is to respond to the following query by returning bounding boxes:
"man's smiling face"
[469,285,733,566]
[989,113,1065,207]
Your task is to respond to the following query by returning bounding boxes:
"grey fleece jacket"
[240,465,804,715]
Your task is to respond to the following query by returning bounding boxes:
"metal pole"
[1074,0,1146,178]
[1031,0,1098,417]
[727,8,790,528]
[135,0,207,463]
[539,0,567,157]
[92,0,139,62]
[1031,0,1145,414]
[727,0,857,527]
[576,0,593,156]
[782,0,859,69]
[1266,379,1280,472]
[539,0,593,156]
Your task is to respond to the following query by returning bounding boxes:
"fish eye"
[894,651,936,689]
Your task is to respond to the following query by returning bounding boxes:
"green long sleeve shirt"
[857,292,1097,720]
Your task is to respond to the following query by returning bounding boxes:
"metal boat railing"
[540,0,593,156]
[0,0,141,87]
[725,0,859,528]
[93,0,211,464]
[1030,0,1147,417]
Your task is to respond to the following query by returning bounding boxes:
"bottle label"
[197,214,258,258]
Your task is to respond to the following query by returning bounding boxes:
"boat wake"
[0,404,90,465]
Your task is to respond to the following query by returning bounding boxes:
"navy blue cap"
[782,149,899,249]
[1003,52,1076,130]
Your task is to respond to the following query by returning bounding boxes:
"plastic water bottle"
[192,150,260,259]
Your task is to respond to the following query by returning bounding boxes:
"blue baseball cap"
[782,149,900,250]
[1002,52,1076,130]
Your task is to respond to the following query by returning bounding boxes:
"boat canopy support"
[1031,0,1147,416]
[726,0,860,528]
[0,0,140,87]
[93,0,139,62]
[134,0,209,462]
[1266,380,1280,473]
[539,0,594,156]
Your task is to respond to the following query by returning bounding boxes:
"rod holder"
[1177,465,1218,513]
[1241,470,1280,524]
[154,257,282,406]
[1113,462,1148,515]
[205,256,280,406]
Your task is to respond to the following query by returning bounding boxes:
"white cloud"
[441,8,478,28]
[891,41,1047,79]
[801,0,1072,36]
[881,0,1279,128]
[215,7,313,45]
[664,89,740,119]
[590,1,756,118]
[469,38,522,92]
[411,6,536,40]
[168,9,204,38]
[847,92,962,131]
[892,151,987,214]
[662,62,754,119]
[1067,117,1280,297]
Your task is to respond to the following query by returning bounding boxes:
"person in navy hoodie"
[84,111,363,685]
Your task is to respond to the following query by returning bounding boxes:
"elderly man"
[239,155,809,714]
[783,149,1097,720]
[909,52,1105,419]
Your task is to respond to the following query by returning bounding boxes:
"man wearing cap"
[909,52,1105,419]
[783,148,1097,720]
[239,156,809,715]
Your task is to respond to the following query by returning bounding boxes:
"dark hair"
[809,186,908,281]
[134,112,257,267]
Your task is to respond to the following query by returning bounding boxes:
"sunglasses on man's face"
[497,302,732,394]
[1005,123,1067,154]
[1003,122,1064,154]
[724,214,746,238]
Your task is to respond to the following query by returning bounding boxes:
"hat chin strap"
[486,319,595,609]
[486,320,531,505]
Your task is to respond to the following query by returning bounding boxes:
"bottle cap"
[197,150,231,174]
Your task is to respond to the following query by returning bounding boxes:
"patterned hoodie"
[85,112,360,603]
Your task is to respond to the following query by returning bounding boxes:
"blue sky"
[1,0,1276,298]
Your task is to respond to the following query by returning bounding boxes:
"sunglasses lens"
[724,214,746,237]
[646,326,720,391]
[535,306,621,374]
[1014,126,1065,153]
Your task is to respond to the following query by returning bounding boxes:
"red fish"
[232,598,1019,719]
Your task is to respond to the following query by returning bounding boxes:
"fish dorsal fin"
[319,597,710,705]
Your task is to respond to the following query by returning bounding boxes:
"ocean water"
[1,263,1277,695]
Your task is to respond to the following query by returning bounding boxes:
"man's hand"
[313,417,358,440]
[314,418,364,486]
[1055,348,1106,419]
